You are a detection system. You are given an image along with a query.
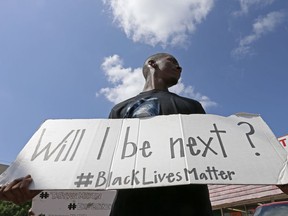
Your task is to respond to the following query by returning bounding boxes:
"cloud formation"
[234,0,275,15]
[232,11,285,57]
[102,0,214,47]
[97,55,217,109]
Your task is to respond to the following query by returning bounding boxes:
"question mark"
[237,121,260,156]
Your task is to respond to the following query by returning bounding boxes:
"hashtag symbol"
[68,203,77,210]
[74,172,94,188]
[39,192,49,199]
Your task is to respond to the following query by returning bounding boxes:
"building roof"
[209,184,286,209]
[0,164,8,174]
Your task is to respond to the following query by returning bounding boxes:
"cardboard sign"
[31,190,116,216]
[0,113,287,190]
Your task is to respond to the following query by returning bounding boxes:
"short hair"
[142,53,172,79]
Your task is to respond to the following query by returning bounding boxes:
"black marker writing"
[170,123,227,159]
[121,127,152,159]
[97,127,110,160]
[237,121,259,156]
[31,128,85,162]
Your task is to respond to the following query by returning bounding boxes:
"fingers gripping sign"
[0,175,41,204]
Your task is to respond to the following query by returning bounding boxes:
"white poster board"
[31,190,116,216]
[1,113,287,190]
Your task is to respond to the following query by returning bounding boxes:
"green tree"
[0,201,31,216]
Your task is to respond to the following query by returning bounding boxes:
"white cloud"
[97,55,144,104]
[234,0,275,16]
[97,55,217,110]
[102,0,214,47]
[170,83,217,109]
[232,11,285,57]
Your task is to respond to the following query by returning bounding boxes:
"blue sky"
[0,0,287,164]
